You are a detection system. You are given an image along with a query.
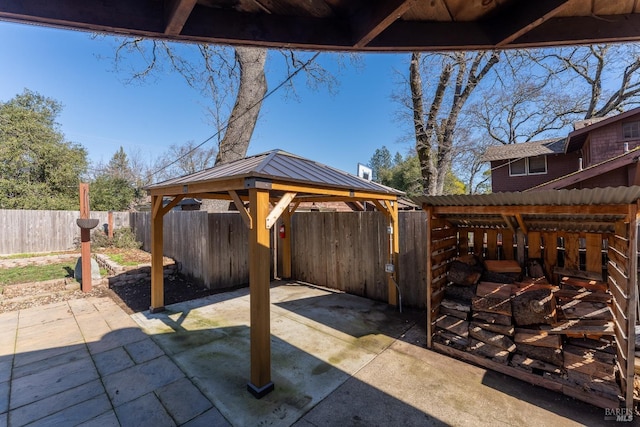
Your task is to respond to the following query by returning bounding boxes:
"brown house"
[482,107,640,192]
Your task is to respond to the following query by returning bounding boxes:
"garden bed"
[0,249,226,314]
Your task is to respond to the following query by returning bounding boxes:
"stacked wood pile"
[434,256,620,405]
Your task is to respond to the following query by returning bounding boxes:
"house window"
[528,155,547,174]
[509,156,547,176]
[623,121,640,139]
[509,158,527,176]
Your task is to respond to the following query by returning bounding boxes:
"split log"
[484,260,521,273]
[481,270,518,284]
[444,284,476,303]
[476,282,515,300]
[514,330,562,349]
[441,298,471,312]
[512,289,556,326]
[565,337,614,354]
[472,311,512,326]
[472,296,512,316]
[516,343,563,366]
[471,321,514,336]
[468,338,510,364]
[554,289,611,304]
[510,353,563,375]
[440,306,468,320]
[435,315,469,337]
[469,324,516,352]
[558,301,612,320]
[565,370,620,396]
[526,258,546,279]
[559,276,607,292]
[563,344,616,381]
[447,260,482,286]
[434,330,469,350]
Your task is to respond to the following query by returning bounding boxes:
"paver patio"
[0,281,611,426]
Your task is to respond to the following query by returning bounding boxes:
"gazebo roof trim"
[147,149,404,196]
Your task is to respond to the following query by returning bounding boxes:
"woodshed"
[414,187,639,412]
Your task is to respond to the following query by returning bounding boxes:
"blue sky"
[0,21,413,177]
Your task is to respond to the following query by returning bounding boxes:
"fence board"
[0,209,130,255]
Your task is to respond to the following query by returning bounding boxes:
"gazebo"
[145,149,404,397]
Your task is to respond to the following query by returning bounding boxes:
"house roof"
[413,186,640,233]
[528,146,640,191]
[147,149,404,197]
[481,138,566,162]
[565,107,640,153]
[4,1,640,52]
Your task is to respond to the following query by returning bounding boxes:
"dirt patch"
[0,274,237,314]
[96,248,153,265]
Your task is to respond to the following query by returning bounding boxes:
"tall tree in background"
[91,147,137,211]
[408,51,500,195]
[0,90,88,209]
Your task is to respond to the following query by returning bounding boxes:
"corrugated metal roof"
[481,138,566,162]
[148,149,404,195]
[413,186,640,207]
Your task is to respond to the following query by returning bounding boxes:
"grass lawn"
[0,262,76,291]
[103,253,140,266]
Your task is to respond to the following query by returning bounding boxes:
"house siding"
[490,152,580,192]
[585,113,640,165]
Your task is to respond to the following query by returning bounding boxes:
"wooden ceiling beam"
[4,1,640,51]
[350,0,418,48]
[164,0,197,36]
[481,0,570,47]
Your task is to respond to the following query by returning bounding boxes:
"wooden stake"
[79,183,92,292]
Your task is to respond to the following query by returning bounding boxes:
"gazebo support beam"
[150,195,165,313]
[247,187,274,398]
[387,200,399,307]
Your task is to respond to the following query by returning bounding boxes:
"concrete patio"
[0,281,611,426]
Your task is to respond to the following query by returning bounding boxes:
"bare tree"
[528,44,640,119]
[409,51,500,195]
[153,141,217,181]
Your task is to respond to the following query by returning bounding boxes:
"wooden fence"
[131,211,250,290]
[0,209,130,255]
[130,210,428,308]
[290,211,428,308]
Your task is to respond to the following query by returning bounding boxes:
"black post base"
[247,381,275,399]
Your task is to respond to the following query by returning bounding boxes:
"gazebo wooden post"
[389,200,399,306]
[150,195,165,312]
[247,186,274,398]
[281,208,292,279]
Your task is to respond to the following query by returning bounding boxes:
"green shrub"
[112,227,142,249]
[89,227,141,249]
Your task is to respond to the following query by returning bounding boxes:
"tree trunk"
[215,46,267,165]
[203,47,267,212]
[410,52,436,195]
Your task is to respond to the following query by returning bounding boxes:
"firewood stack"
[435,256,620,403]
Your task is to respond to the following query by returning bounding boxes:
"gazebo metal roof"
[148,149,403,198]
